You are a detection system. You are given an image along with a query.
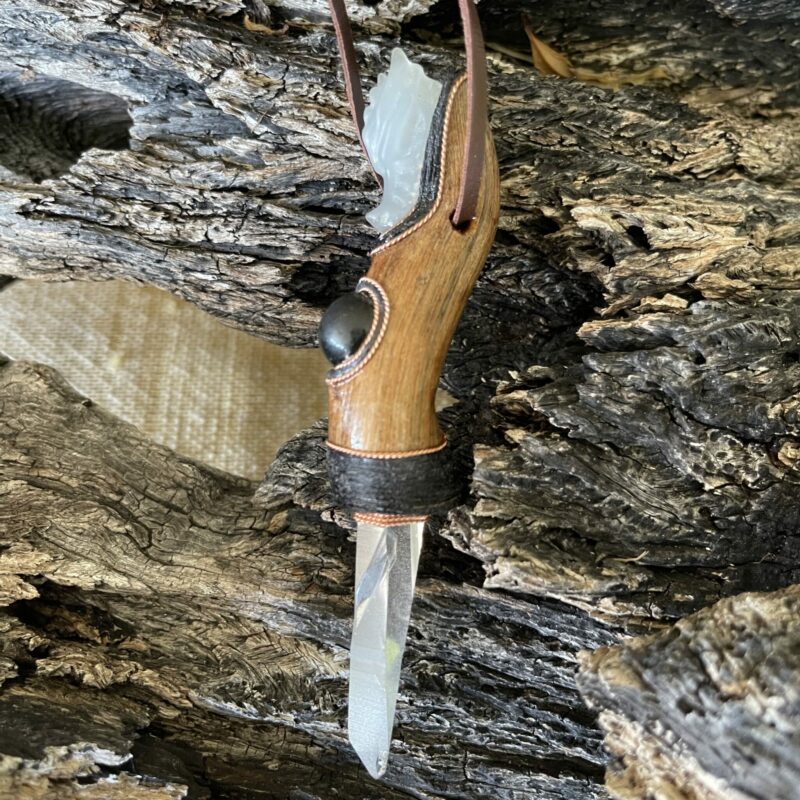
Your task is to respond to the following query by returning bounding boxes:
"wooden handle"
[324,75,500,518]
[328,76,500,452]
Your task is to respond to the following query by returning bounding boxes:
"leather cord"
[327,0,380,187]
[327,0,488,227]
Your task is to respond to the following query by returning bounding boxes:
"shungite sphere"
[319,291,374,365]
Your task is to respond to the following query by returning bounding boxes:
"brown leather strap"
[327,0,488,227]
[327,0,382,186]
[452,0,487,226]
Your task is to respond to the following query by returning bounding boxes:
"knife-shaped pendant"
[322,0,500,778]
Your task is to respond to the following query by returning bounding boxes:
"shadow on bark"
[0,73,132,181]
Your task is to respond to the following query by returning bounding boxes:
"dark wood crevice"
[0,74,132,182]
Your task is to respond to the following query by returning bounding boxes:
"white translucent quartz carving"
[362,48,443,233]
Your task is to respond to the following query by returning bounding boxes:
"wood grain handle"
[325,75,500,517]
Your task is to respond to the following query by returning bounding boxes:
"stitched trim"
[326,439,447,459]
[326,76,466,388]
[370,74,467,257]
[326,277,390,387]
[354,512,429,526]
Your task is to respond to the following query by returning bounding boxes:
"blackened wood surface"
[578,585,800,800]
[0,359,615,799]
[1,0,795,363]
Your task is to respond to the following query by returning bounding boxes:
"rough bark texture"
[2,0,800,797]
[0,358,614,799]
[578,585,800,800]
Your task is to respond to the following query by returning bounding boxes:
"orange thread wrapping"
[326,439,446,459]
[354,512,429,526]
[326,277,390,387]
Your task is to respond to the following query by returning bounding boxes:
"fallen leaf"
[244,14,288,35]
[522,15,669,88]
[574,64,670,89]
[524,25,574,78]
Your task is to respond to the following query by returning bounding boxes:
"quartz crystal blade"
[348,521,424,778]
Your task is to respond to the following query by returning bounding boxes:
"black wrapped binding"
[327,444,460,517]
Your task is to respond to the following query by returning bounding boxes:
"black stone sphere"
[319,291,374,365]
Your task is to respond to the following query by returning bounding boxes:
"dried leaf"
[244,14,288,35]
[522,15,669,88]
[574,65,670,89]
[523,18,574,78]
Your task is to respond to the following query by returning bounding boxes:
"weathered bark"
[578,584,800,800]
[2,0,800,796]
[2,0,796,377]
[476,0,800,106]
[0,358,614,798]
[448,290,800,626]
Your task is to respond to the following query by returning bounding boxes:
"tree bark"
[578,585,800,800]
[1,0,800,797]
[0,358,613,799]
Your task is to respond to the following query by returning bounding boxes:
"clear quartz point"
[348,521,424,778]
